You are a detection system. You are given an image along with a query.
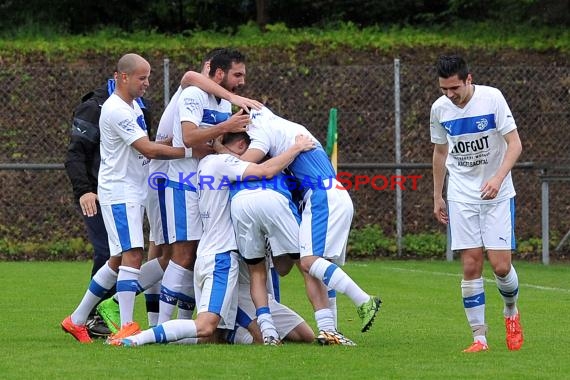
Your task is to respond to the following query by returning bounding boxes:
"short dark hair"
[436,55,470,81]
[200,48,225,70]
[208,48,246,77]
[221,132,250,146]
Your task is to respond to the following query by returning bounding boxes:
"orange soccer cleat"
[505,313,524,351]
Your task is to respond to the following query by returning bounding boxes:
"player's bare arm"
[131,136,185,160]
[432,143,449,224]
[180,71,262,112]
[242,134,315,178]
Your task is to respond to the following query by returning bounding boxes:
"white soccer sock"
[169,337,199,345]
[139,258,164,290]
[309,257,369,306]
[256,307,279,340]
[158,260,187,324]
[71,262,117,325]
[116,265,141,327]
[328,288,338,330]
[176,270,195,319]
[230,326,254,344]
[461,277,487,343]
[140,258,165,327]
[315,308,336,332]
[495,265,519,317]
[131,319,198,346]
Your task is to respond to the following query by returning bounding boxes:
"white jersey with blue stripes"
[430,85,517,203]
[168,85,232,188]
[98,93,149,205]
[247,107,335,184]
[196,153,250,257]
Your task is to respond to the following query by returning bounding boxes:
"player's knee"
[299,325,315,343]
[493,262,511,277]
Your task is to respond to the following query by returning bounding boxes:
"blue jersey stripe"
[289,147,336,184]
[441,114,496,136]
[202,109,231,125]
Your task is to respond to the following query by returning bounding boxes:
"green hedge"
[0,225,552,261]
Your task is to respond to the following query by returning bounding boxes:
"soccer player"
[430,54,524,353]
[156,48,254,325]
[229,171,307,344]
[218,106,382,345]
[108,132,315,347]
[64,75,152,338]
[61,53,190,343]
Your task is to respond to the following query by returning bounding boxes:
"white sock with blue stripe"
[131,319,198,345]
[495,265,519,317]
[308,257,369,306]
[71,262,117,325]
[117,265,142,327]
[461,277,487,343]
[158,260,188,324]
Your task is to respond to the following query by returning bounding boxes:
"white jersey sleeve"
[98,94,149,205]
[178,86,209,126]
[196,154,250,256]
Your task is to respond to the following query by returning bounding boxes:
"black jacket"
[64,82,152,202]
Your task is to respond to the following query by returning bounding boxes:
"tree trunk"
[256,0,269,30]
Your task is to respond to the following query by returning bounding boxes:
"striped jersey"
[430,84,517,203]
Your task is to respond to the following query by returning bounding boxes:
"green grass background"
[1,260,569,379]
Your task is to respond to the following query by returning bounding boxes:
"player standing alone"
[430,54,524,353]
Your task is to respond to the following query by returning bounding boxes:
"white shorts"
[146,180,168,245]
[165,182,202,243]
[193,251,240,330]
[299,180,353,265]
[231,189,300,260]
[100,202,146,256]
[448,197,516,251]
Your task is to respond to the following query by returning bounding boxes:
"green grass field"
[1,260,569,379]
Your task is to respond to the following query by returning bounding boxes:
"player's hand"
[212,136,230,154]
[228,94,263,112]
[294,134,316,152]
[480,177,501,200]
[79,192,98,217]
[433,197,448,225]
[192,141,216,159]
[224,109,251,133]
